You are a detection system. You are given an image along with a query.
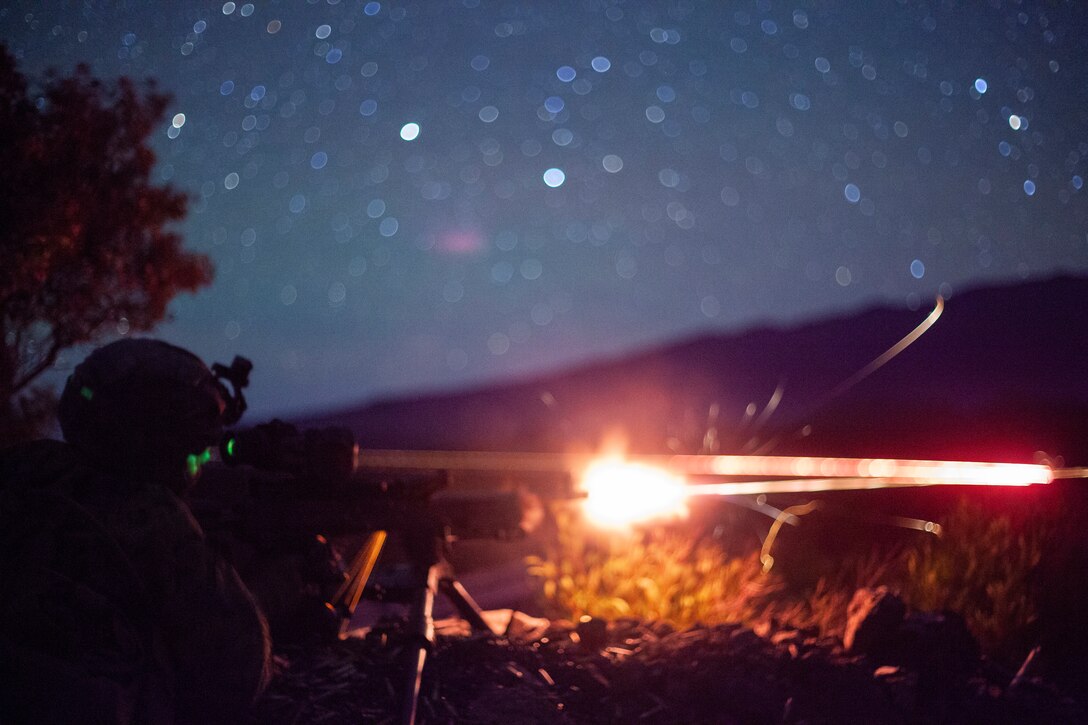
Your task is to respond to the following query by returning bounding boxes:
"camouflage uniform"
[0,439,270,724]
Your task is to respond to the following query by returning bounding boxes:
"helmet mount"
[211,356,252,427]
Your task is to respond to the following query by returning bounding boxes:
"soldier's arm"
[120,486,271,724]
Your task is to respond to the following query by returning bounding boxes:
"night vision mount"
[211,355,253,426]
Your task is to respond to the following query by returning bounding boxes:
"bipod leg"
[400,563,438,725]
[439,576,499,635]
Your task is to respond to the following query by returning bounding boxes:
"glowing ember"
[581,458,687,528]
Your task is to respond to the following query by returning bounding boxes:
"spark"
[818,295,945,410]
[752,295,945,454]
[751,381,785,430]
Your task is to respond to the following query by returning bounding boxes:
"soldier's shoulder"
[0,440,170,523]
[1,437,72,461]
[0,439,85,486]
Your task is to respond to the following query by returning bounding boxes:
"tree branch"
[11,336,62,395]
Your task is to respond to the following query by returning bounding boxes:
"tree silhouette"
[0,45,212,443]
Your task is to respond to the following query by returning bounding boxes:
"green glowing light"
[186,447,213,479]
[80,386,94,401]
[226,438,236,457]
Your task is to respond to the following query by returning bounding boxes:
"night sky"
[3,1,1086,419]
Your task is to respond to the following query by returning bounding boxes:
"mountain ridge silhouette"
[299,274,1088,465]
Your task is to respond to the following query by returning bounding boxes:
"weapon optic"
[213,419,544,540]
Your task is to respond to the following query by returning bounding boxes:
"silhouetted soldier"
[0,339,270,724]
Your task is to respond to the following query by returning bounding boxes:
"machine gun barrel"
[293,483,542,541]
[358,449,577,474]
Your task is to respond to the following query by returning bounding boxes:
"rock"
[575,615,609,650]
[503,610,551,643]
[898,610,981,690]
[843,586,906,657]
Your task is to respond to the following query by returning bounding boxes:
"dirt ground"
[249,610,1082,724]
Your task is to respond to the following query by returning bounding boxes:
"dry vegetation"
[529,498,1048,659]
[529,507,768,627]
[900,501,1044,655]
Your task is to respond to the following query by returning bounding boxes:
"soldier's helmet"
[58,339,227,483]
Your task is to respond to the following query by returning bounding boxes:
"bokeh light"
[542,168,566,187]
[7,2,1083,416]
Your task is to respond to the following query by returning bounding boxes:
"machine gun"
[192,418,545,725]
